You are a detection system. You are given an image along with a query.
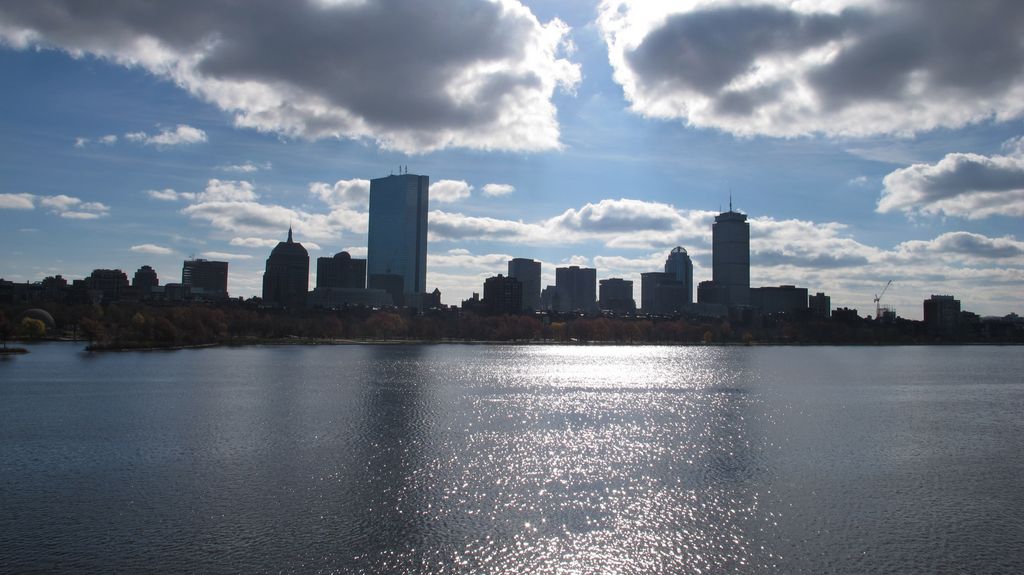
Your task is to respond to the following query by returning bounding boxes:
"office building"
[482,274,523,315]
[641,272,688,315]
[809,292,831,319]
[555,266,597,313]
[750,285,808,315]
[664,247,693,304]
[132,265,159,295]
[699,204,750,306]
[924,295,961,332]
[367,173,428,308]
[317,251,366,289]
[182,259,228,299]
[508,258,541,311]
[262,227,309,308]
[599,278,635,314]
[84,269,129,303]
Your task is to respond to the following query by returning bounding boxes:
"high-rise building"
[132,265,159,295]
[508,258,541,311]
[699,204,750,307]
[262,227,309,308]
[182,259,228,299]
[664,247,693,304]
[555,266,597,313]
[599,278,635,314]
[316,251,366,289]
[924,294,961,332]
[84,269,129,303]
[641,272,687,315]
[809,292,831,319]
[367,173,428,308]
[482,274,523,315]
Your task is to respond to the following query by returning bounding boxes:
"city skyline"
[2,1,1024,319]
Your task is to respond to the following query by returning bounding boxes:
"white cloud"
[131,243,174,255]
[98,134,118,145]
[0,0,581,153]
[198,179,258,203]
[0,193,36,210]
[848,176,869,186]
[201,251,252,260]
[482,183,516,197]
[598,0,1024,138]
[125,124,207,147]
[73,137,88,148]
[429,179,473,203]
[229,237,280,248]
[38,194,109,219]
[309,178,370,209]
[146,188,196,202]
[878,145,1024,219]
[220,161,271,173]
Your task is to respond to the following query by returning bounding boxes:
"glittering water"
[1,343,1022,573]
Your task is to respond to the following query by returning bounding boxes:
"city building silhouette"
[482,274,523,315]
[699,205,750,307]
[664,247,693,304]
[809,292,831,319]
[555,266,597,313]
[367,173,428,309]
[599,277,636,313]
[182,258,228,300]
[132,265,159,296]
[317,251,366,289]
[262,227,309,308]
[508,258,541,311]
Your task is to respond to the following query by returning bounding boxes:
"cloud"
[599,0,1024,138]
[181,179,367,243]
[309,178,369,208]
[482,183,515,197]
[229,237,280,248]
[98,134,118,145]
[848,176,869,186]
[125,124,207,146]
[73,137,88,148]
[430,179,473,203]
[895,232,1024,261]
[201,251,252,260]
[37,194,109,219]
[0,193,36,210]
[0,0,581,153]
[131,243,174,255]
[878,146,1024,219]
[220,161,271,173]
[146,188,196,202]
[428,210,547,244]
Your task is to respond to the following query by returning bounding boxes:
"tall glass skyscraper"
[367,173,429,306]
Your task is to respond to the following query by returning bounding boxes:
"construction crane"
[874,280,893,320]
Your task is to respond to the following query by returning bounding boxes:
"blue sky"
[2,0,1023,319]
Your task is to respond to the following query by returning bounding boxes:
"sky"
[1,0,1022,319]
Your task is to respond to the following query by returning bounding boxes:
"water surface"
[1,343,1022,573]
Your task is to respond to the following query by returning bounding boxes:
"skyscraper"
[703,205,750,306]
[262,227,309,308]
[599,278,635,314]
[664,246,693,304]
[182,258,228,299]
[555,266,597,313]
[508,258,541,311]
[367,173,428,308]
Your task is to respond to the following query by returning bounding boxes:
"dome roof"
[21,308,56,329]
[333,251,351,260]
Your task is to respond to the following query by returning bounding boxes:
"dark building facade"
[132,265,159,296]
[809,292,831,319]
[508,258,541,311]
[316,251,366,289]
[924,294,961,333]
[555,266,597,313]
[85,269,130,303]
[262,228,309,308]
[599,278,635,314]
[750,285,808,315]
[482,274,523,315]
[182,259,228,299]
[699,207,750,307]
[664,247,693,304]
